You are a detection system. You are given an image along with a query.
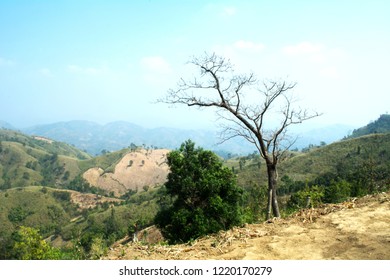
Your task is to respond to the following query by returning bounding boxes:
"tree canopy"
[155,140,243,243]
[11,226,61,260]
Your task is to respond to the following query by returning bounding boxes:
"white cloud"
[39,68,54,77]
[320,67,340,79]
[221,6,236,17]
[281,42,347,80]
[282,42,327,63]
[234,40,265,52]
[214,40,266,56]
[67,64,108,75]
[204,4,237,17]
[283,42,323,55]
[282,41,346,64]
[211,40,266,71]
[139,56,174,87]
[0,57,15,67]
[140,56,172,75]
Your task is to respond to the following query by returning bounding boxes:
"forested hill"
[348,114,390,138]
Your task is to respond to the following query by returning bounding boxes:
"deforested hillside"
[82,148,169,196]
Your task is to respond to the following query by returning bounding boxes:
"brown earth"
[69,190,122,210]
[105,192,390,260]
[83,149,169,196]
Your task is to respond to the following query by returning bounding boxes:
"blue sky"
[0,0,389,129]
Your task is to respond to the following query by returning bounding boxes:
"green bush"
[241,183,267,223]
[8,206,32,223]
[287,185,324,210]
[52,190,71,202]
[11,226,62,260]
[323,180,351,203]
[154,140,243,244]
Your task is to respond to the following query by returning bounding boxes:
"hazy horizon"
[1,1,389,130]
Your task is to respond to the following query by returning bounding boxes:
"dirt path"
[106,192,390,260]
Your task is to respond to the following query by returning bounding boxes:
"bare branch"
[158,53,321,164]
[158,52,323,219]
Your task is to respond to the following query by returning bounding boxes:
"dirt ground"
[83,149,169,196]
[69,191,122,209]
[105,192,390,260]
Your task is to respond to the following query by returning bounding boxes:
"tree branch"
[158,53,321,164]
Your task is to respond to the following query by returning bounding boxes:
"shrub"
[323,180,351,203]
[287,185,324,209]
[52,190,71,202]
[154,140,243,244]
[11,226,62,260]
[8,206,32,223]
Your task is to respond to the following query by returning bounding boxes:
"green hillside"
[0,186,77,258]
[78,148,131,173]
[0,129,91,159]
[0,185,161,259]
[229,133,390,196]
[0,129,92,189]
[280,133,390,181]
[0,129,162,259]
[348,114,390,138]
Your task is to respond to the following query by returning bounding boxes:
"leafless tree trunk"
[159,53,320,219]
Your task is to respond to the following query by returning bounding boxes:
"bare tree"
[159,53,321,219]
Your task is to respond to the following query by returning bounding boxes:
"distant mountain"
[22,120,355,156]
[290,124,355,149]
[23,120,102,152]
[23,120,255,156]
[0,120,15,130]
[348,114,390,138]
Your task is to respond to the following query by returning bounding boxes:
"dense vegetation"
[0,186,160,259]
[155,140,243,243]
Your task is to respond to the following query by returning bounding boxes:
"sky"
[0,0,389,130]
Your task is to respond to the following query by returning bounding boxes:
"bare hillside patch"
[83,149,169,196]
[69,190,122,210]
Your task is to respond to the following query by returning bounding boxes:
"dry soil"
[105,192,390,260]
